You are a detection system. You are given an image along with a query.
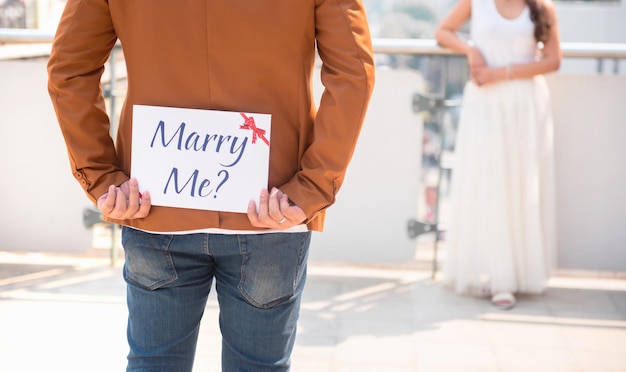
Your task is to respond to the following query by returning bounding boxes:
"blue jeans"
[121,227,311,372]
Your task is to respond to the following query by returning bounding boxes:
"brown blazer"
[48,0,375,232]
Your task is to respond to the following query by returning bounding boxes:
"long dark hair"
[525,0,552,43]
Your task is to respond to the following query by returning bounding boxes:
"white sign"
[131,105,271,213]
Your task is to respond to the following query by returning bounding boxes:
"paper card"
[131,105,271,213]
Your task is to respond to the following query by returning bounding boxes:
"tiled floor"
[0,251,625,372]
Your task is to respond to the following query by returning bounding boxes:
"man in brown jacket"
[48,0,374,370]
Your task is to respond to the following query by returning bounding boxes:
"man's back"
[48,0,375,233]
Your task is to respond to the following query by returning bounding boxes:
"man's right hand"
[97,178,151,220]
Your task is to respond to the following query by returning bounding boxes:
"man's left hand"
[247,188,306,229]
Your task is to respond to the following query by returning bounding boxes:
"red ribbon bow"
[239,113,270,146]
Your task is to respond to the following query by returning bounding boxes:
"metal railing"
[372,38,626,74]
[0,28,53,43]
[2,29,626,68]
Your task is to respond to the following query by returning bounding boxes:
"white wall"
[555,1,626,44]
[555,1,626,74]
[309,69,425,264]
[0,59,92,252]
[547,73,626,272]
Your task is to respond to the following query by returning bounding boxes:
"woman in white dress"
[435,0,562,309]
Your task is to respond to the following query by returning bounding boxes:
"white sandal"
[491,292,516,310]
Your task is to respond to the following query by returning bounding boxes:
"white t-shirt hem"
[130,225,309,235]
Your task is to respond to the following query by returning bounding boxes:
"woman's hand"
[97,178,151,220]
[247,188,306,229]
[467,46,489,86]
[472,64,513,87]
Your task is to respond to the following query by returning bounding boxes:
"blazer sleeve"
[281,0,375,220]
[47,0,127,204]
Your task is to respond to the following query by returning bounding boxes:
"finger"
[256,189,271,222]
[126,178,141,212]
[279,195,296,220]
[112,187,129,218]
[278,195,295,224]
[97,185,117,215]
[280,196,306,225]
[133,191,151,218]
[247,200,263,227]
[279,194,292,212]
[268,188,283,221]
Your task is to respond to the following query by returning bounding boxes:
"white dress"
[443,0,556,296]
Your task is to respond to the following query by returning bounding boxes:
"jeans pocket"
[122,227,178,290]
[238,232,310,309]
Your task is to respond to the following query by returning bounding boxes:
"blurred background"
[0,2,625,370]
